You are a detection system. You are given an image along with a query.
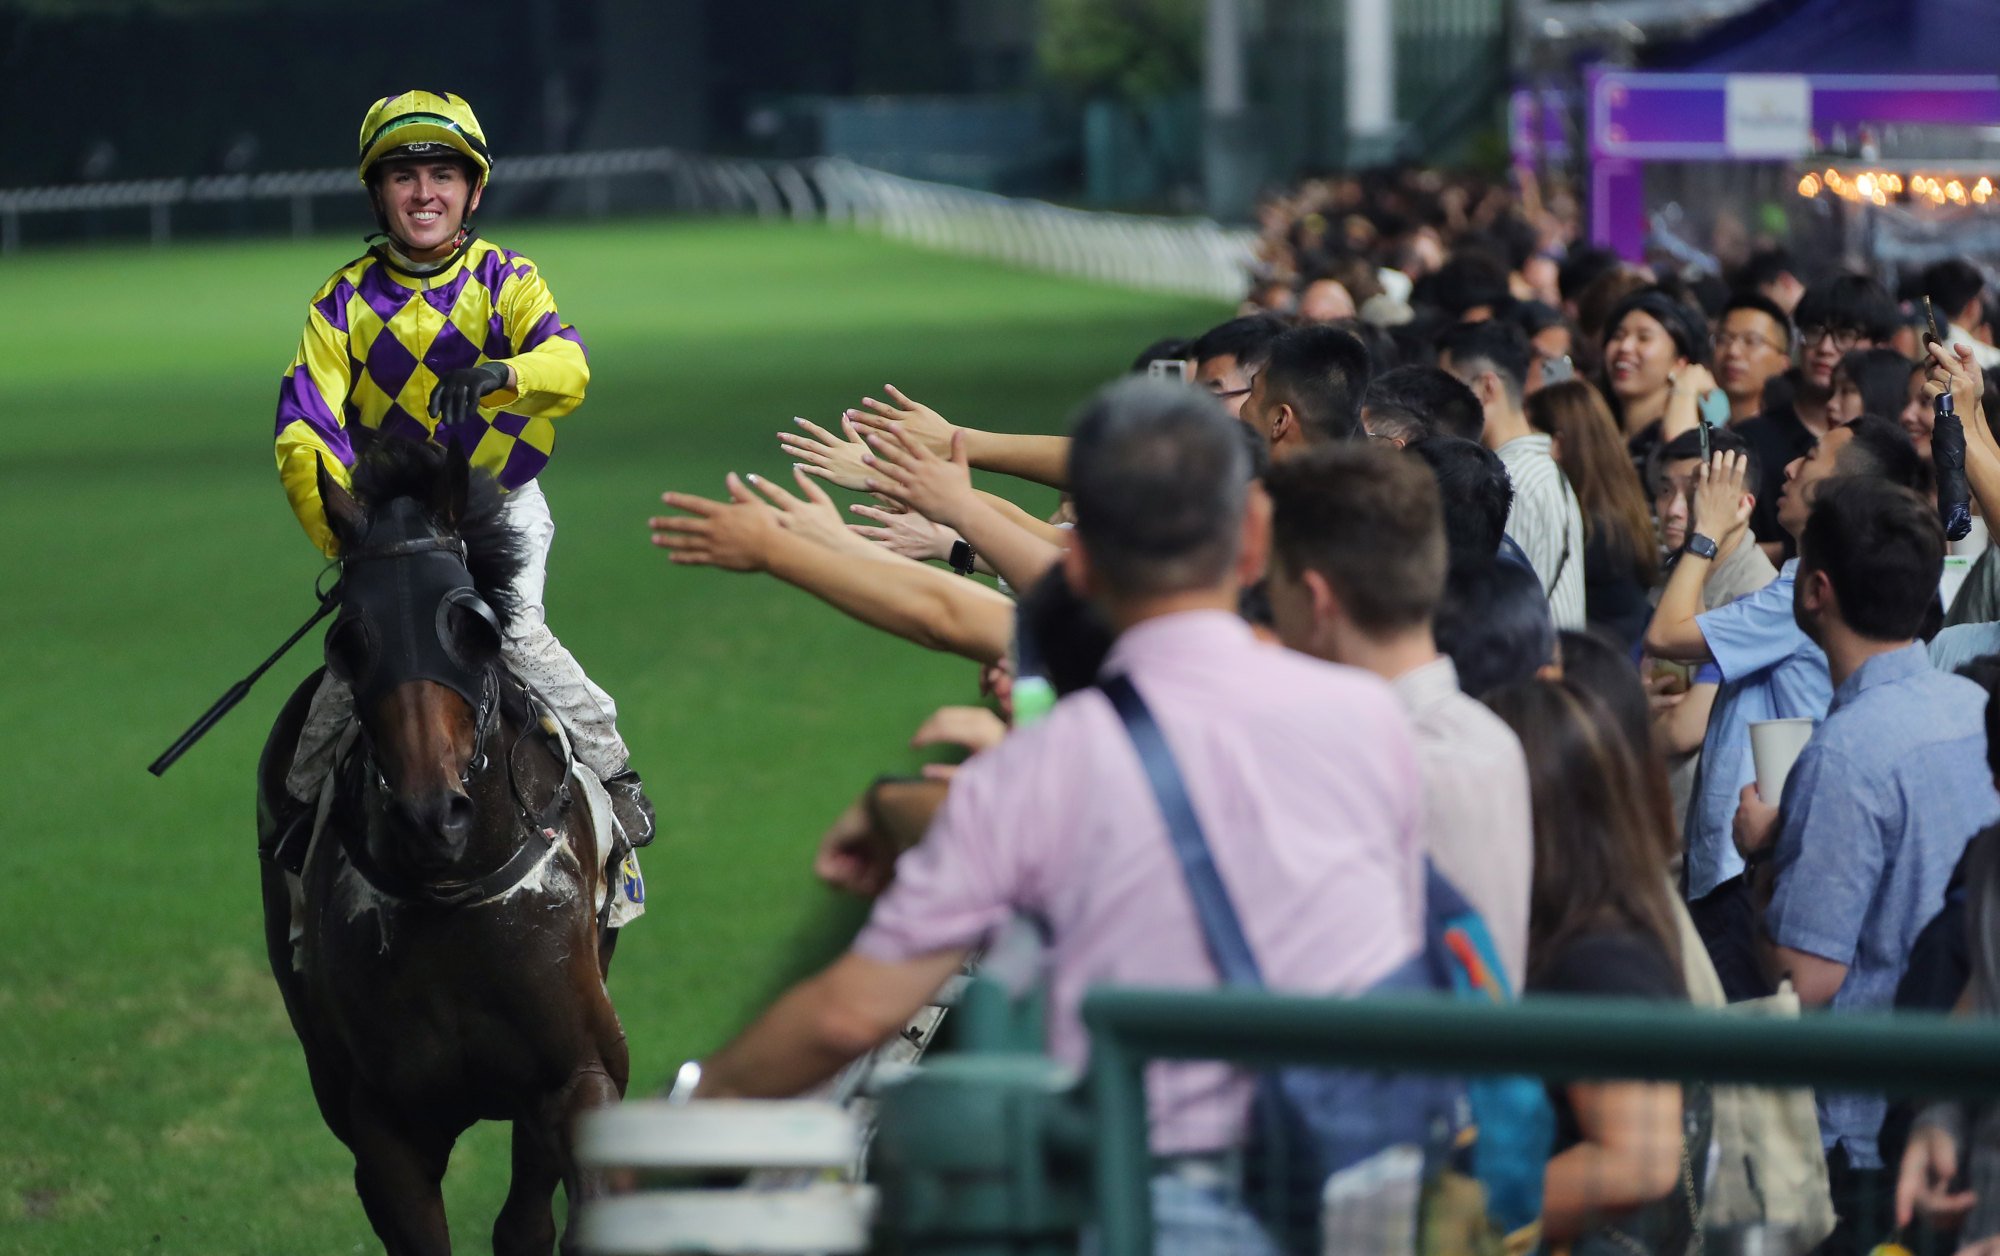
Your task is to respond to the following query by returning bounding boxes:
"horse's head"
[316,438,524,873]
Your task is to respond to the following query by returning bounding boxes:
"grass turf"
[0,219,1225,1253]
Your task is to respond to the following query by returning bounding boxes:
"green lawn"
[0,219,1224,1253]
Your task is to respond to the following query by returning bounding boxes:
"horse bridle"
[329,533,576,908]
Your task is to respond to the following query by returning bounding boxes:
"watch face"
[1687,534,1718,559]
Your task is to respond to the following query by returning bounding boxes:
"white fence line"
[0,150,1254,301]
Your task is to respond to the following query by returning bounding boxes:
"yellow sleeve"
[483,257,589,419]
[273,302,356,557]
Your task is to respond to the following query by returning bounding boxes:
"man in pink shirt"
[688,379,1426,1247]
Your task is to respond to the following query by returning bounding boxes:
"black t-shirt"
[1582,524,1653,652]
[1733,403,1817,546]
[1528,928,1686,1152]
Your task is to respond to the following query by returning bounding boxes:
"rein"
[335,672,578,909]
[328,529,580,910]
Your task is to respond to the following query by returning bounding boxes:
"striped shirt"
[1495,433,1586,629]
[273,238,589,555]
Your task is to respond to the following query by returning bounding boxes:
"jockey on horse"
[269,90,654,871]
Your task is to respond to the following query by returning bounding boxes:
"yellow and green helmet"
[357,91,491,186]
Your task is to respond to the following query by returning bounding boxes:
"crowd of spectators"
[642,168,2000,1254]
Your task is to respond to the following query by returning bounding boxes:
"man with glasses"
[1733,275,1899,562]
[1190,314,1287,419]
[1711,293,1795,424]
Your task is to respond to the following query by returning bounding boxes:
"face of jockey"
[374,157,483,261]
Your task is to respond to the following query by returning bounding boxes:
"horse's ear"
[317,458,366,546]
[435,441,471,526]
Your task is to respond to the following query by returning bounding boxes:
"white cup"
[1749,718,1816,804]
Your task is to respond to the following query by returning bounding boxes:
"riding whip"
[148,577,341,776]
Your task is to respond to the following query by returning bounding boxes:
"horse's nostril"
[438,792,476,845]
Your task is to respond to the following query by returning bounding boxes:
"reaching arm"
[977,492,1068,544]
[694,947,971,1099]
[650,474,1016,664]
[847,385,1072,490]
[1661,365,1717,445]
[1643,451,1753,661]
[861,427,1063,590]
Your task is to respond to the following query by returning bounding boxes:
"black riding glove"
[428,362,512,424]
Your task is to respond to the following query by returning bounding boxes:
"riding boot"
[601,767,656,848]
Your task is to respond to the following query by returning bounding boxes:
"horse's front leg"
[493,1118,562,1256]
[349,1096,456,1256]
[545,1061,624,1256]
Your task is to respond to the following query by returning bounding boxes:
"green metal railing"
[872,981,2000,1255]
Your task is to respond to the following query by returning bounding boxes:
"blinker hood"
[329,514,499,713]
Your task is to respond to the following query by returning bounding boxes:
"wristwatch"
[1683,532,1720,561]
[949,538,977,576]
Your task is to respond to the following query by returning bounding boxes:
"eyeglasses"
[1712,330,1788,355]
[1798,325,1865,352]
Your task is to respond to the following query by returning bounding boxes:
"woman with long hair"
[1529,380,1660,650]
[1485,678,1706,1249]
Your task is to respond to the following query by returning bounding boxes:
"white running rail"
[0,150,1254,301]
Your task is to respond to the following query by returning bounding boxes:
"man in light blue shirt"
[1735,478,2000,1252]
[1644,419,1927,989]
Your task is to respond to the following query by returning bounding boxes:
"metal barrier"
[864,982,2000,1254]
[0,152,1255,302]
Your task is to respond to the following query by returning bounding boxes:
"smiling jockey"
[274,90,654,849]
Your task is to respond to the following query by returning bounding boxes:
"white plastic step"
[577,1100,858,1171]
[576,1183,876,1255]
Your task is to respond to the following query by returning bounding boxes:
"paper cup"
[1749,718,1815,804]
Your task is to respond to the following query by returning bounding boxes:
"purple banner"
[1588,68,2000,160]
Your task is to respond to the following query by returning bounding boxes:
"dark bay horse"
[256,438,628,1255]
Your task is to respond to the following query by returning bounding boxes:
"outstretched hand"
[740,466,859,553]
[648,473,782,571]
[846,384,956,458]
[862,426,976,527]
[777,415,874,493]
[813,798,899,898]
[850,501,959,562]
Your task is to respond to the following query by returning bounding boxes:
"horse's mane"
[346,434,528,631]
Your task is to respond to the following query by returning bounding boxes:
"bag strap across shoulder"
[1101,672,1264,988]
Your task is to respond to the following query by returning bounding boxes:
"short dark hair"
[1603,287,1711,367]
[1720,291,1795,352]
[1836,414,1925,492]
[1837,348,1919,423]
[1015,565,1116,696]
[1435,562,1557,698]
[1129,337,1193,373]
[1559,247,1622,304]
[1647,425,1761,500]
[1436,319,1532,404]
[1429,253,1512,319]
[1260,324,1374,445]
[1360,365,1485,444]
[1266,445,1448,633]
[1191,314,1289,371]
[1407,435,1514,573]
[1794,273,1899,344]
[1068,378,1250,598]
[1922,258,1987,319]
[1508,299,1568,340]
[1799,477,1944,641]
[1955,654,2000,781]
[1734,247,1797,292]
